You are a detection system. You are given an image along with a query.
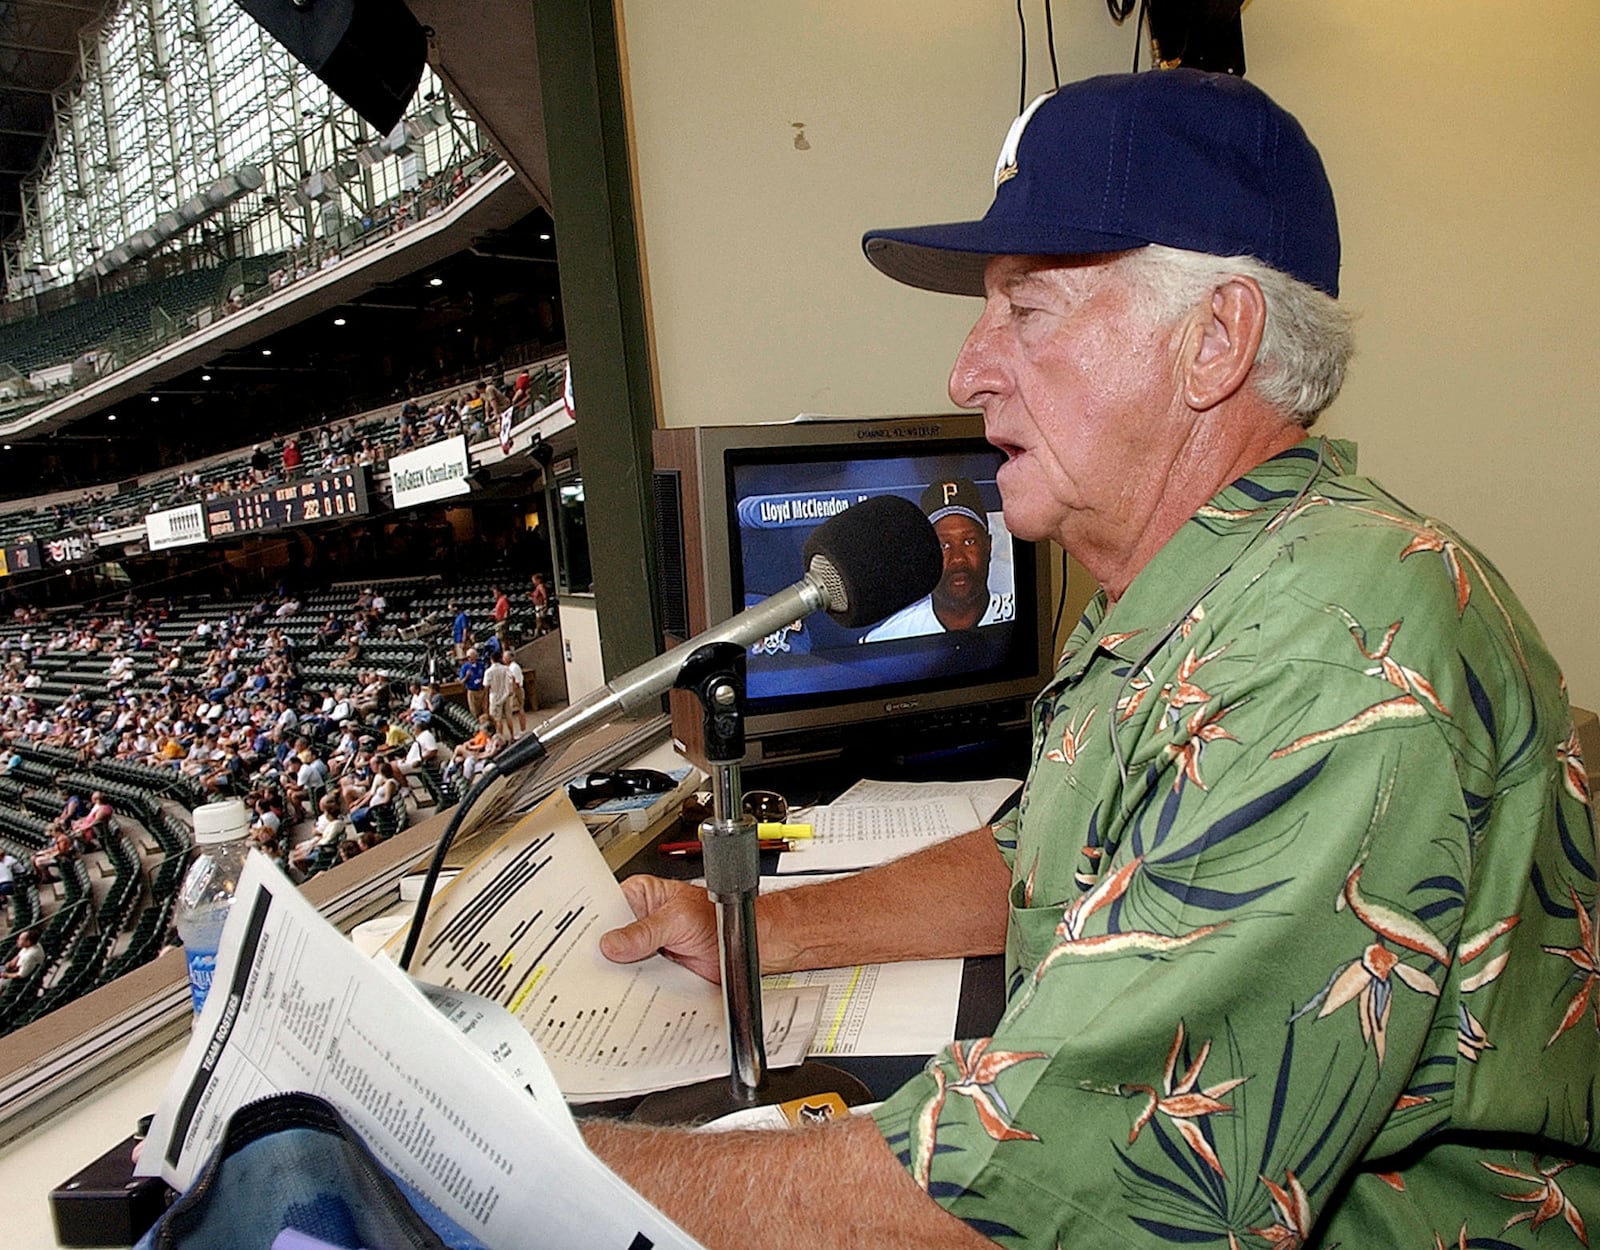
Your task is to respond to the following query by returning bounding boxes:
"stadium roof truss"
[3,0,484,299]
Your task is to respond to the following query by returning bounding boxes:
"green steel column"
[530,0,660,675]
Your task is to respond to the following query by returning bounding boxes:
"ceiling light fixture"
[333,317,347,326]
[429,277,443,287]
[262,349,273,356]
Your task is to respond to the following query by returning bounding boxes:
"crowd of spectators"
[0,571,545,1022]
[40,492,113,533]
[394,372,528,452]
[0,588,443,882]
[0,355,555,547]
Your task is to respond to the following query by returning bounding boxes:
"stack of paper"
[830,775,1022,823]
[388,790,822,1100]
[762,960,964,1056]
[775,796,980,873]
[137,855,705,1250]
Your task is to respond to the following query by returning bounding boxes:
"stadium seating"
[0,550,561,1032]
[0,265,233,376]
[0,346,565,552]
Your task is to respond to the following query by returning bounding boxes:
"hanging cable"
[1106,0,1137,21]
[1015,0,1029,114]
[1131,0,1150,71]
[1043,0,1060,88]
[1050,549,1071,649]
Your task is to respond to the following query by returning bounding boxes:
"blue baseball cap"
[863,69,1340,297]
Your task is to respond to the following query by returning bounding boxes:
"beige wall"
[619,2,1600,706]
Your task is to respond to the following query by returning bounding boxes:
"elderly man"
[591,71,1598,1247]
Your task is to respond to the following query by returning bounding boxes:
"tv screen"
[728,443,1032,710]
[653,416,1054,767]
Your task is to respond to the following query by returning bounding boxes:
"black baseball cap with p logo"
[920,478,987,529]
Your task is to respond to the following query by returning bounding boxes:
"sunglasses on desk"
[679,788,788,828]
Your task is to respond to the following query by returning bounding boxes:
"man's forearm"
[584,1114,991,1250]
[758,827,1012,973]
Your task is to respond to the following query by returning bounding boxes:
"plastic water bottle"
[176,798,251,1016]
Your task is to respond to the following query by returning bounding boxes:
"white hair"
[1113,244,1356,425]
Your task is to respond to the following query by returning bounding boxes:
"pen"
[658,839,799,856]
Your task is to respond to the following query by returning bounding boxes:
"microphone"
[801,494,944,628]
[398,493,940,970]
[495,493,941,772]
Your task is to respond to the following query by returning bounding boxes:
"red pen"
[658,839,796,856]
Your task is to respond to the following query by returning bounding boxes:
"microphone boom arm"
[397,575,826,971]
[524,574,827,756]
[398,491,940,972]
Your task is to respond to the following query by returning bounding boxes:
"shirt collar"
[1058,437,1355,678]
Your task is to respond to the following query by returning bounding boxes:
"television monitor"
[653,415,1057,771]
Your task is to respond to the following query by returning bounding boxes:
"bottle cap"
[193,798,250,845]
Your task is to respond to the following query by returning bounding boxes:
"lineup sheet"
[830,776,1022,825]
[776,794,983,874]
[137,855,703,1250]
[762,959,964,1056]
[391,789,824,1100]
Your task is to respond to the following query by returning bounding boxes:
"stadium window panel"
[9,0,484,295]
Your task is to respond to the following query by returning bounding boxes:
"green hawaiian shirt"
[874,438,1599,1247]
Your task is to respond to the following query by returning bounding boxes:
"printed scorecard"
[204,468,370,537]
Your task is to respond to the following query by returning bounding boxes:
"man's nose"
[948,303,1006,411]
[943,543,978,572]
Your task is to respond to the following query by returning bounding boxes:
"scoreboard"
[0,540,40,579]
[204,469,370,538]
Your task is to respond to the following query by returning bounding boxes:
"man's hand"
[600,875,722,982]
[601,829,1011,986]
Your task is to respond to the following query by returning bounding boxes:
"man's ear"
[1180,276,1266,412]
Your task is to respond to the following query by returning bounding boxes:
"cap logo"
[993,90,1055,190]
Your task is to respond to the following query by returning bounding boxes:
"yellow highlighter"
[756,822,813,839]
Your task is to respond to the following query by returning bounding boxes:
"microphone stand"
[396,611,802,972]
[633,642,869,1123]
[396,490,941,964]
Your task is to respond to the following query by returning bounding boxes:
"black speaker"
[237,0,428,133]
[1147,0,1246,77]
[652,468,691,643]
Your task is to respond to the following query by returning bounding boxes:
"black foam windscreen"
[802,495,943,629]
